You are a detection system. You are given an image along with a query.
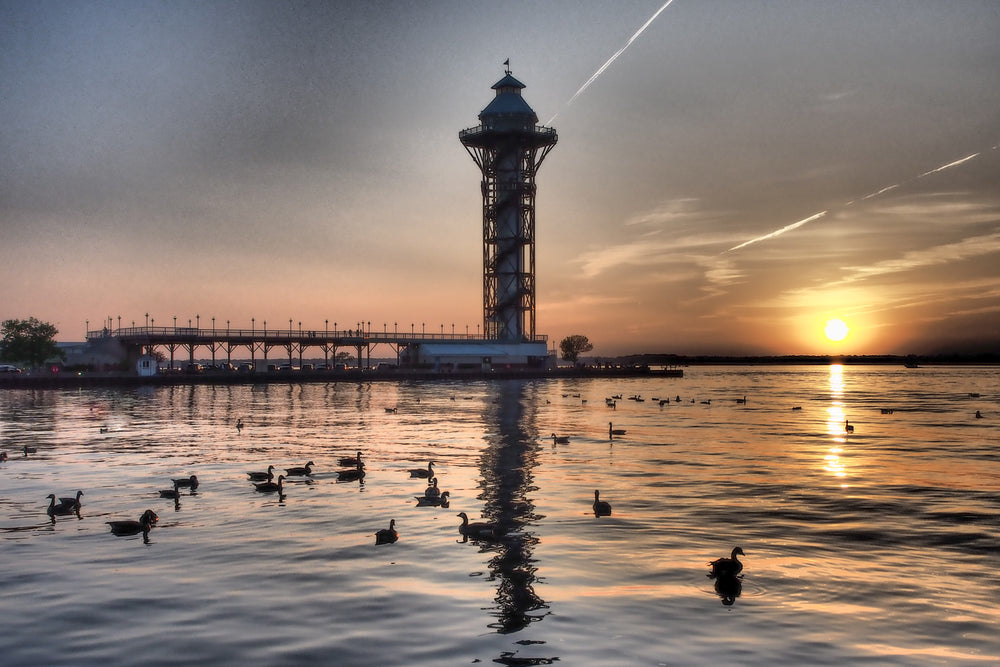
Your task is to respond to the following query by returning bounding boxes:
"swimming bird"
[457,512,501,540]
[236,418,244,432]
[550,433,570,444]
[337,460,366,482]
[23,445,37,456]
[172,474,199,490]
[58,490,84,510]
[415,491,450,507]
[593,490,612,516]
[975,410,983,419]
[285,461,314,476]
[338,451,363,467]
[708,546,746,578]
[844,420,854,434]
[0,451,7,462]
[423,478,441,499]
[159,486,181,500]
[375,519,398,545]
[609,422,626,437]
[408,461,434,478]
[46,494,78,516]
[247,465,275,482]
[791,406,802,411]
[254,475,285,493]
[385,407,397,413]
[736,396,747,404]
[107,509,158,536]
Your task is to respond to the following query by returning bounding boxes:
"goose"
[236,418,244,432]
[254,475,285,493]
[385,407,397,413]
[58,490,85,510]
[611,394,623,400]
[736,396,747,404]
[338,451,363,467]
[375,519,398,545]
[609,422,626,437]
[337,461,366,482]
[700,399,711,405]
[975,410,983,419]
[107,509,158,536]
[592,490,612,516]
[0,451,7,462]
[708,546,745,578]
[423,478,441,499]
[285,461,314,476]
[46,494,78,515]
[247,465,275,482]
[791,406,802,411]
[880,408,894,415]
[159,486,181,500]
[415,491,451,507]
[550,433,570,444]
[172,474,199,490]
[844,420,854,434]
[457,512,501,540]
[408,461,434,479]
[23,445,37,456]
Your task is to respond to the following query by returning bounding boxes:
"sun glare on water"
[824,318,850,342]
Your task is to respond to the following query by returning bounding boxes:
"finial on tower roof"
[503,58,510,74]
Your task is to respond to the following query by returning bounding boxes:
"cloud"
[833,230,1000,286]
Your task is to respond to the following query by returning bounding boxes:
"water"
[1,365,998,665]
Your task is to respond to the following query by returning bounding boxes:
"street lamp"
[196,314,200,329]
[422,322,425,335]
[145,313,149,327]
[117,315,121,331]
[251,318,255,335]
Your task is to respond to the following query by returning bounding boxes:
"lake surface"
[1,365,998,665]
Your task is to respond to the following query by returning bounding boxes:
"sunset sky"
[3,1,998,356]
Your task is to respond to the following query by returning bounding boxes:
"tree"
[559,334,594,363]
[1,317,66,369]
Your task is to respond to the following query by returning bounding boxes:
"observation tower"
[460,66,557,344]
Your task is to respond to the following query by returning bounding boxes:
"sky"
[2,0,999,357]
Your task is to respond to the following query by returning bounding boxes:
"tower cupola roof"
[479,72,538,124]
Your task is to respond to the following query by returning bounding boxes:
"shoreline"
[0,365,681,389]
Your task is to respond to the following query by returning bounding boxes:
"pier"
[86,325,550,371]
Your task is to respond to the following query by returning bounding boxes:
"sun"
[824,318,850,342]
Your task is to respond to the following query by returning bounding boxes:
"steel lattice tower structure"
[460,68,557,343]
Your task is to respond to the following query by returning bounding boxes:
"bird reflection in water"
[472,381,555,664]
[713,574,743,606]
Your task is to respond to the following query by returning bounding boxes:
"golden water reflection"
[825,364,849,485]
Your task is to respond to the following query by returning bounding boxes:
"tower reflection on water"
[476,381,549,637]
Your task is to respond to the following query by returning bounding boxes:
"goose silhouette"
[58,490,84,510]
[254,475,285,493]
[172,475,199,490]
[285,461,314,476]
[247,465,275,482]
[375,519,398,545]
[338,451,363,467]
[337,461,366,482]
[609,422,626,437]
[708,546,745,578]
[107,509,158,536]
[592,490,612,516]
[457,512,501,540]
[408,461,434,478]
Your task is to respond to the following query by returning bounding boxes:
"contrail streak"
[917,152,978,178]
[725,148,990,254]
[547,0,676,123]
[725,211,827,253]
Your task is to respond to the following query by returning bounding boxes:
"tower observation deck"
[460,69,557,343]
